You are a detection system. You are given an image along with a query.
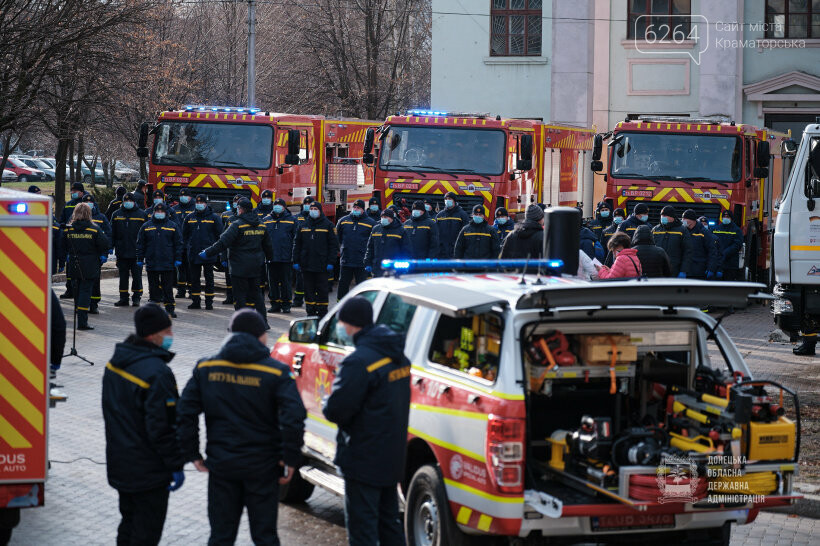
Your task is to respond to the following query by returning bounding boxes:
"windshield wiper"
[211,160,259,175]
[615,174,662,185]
[382,162,427,178]
[681,176,730,187]
[447,168,491,181]
[159,156,226,172]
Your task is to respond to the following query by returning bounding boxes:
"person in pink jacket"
[596,232,642,279]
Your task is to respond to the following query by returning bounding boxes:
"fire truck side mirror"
[754,166,769,179]
[592,134,603,161]
[756,140,770,168]
[590,160,603,172]
[363,128,376,165]
[137,122,150,158]
[285,129,301,165]
[517,134,533,171]
[782,139,798,158]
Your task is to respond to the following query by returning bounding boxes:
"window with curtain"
[766,0,820,38]
[490,0,542,56]
[627,0,692,39]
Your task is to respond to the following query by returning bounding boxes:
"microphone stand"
[62,225,94,366]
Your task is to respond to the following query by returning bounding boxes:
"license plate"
[590,513,675,532]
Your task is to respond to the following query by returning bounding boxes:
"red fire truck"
[361,110,595,219]
[138,106,380,220]
[591,117,792,284]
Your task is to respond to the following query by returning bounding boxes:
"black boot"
[89,304,99,315]
[166,305,177,318]
[268,303,281,313]
[205,297,214,310]
[793,337,817,356]
[59,291,73,300]
[176,289,186,299]
[132,299,140,307]
[188,297,202,310]
[114,299,130,307]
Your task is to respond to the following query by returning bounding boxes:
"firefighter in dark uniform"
[171,188,196,298]
[292,196,316,307]
[102,303,185,545]
[365,208,407,278]
[263,198,297,313]
[292,201,339,318]
[105,186,127,220]
[336,199,376,300]
[136,202,183,317]
[201,198,273,326]
[435,191,470,258]
[455,204,501,259]
[256,189,274,216]
[712,210,744,281]
[602,208,625,249]
[82,193,112,314]
[588,200,612,241]
[403,200,439,261]
[680,208,721,279]
[493,206,513,240]
[323,297,411,546]
[219,194,243,305]
[112,193,148,307]
[618,202,650,237]
[51,213,63,275]
[177,309,306,545]
[652,205,687,277]
[63,203,109,330]
[366,196,381,222]
[59,182,86,299]
[183,195,223,310]
[146,189,168,217]
[133,179,149,209]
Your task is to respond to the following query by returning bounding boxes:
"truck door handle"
[293,353,305,376]
[413,376,423,387]
[467,394,480,405]
[438,385,451,396]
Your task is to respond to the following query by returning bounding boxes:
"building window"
[490,0,542,56]
[627,0,692,40]
[766,0,819,38]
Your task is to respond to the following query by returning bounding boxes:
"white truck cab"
[772,122,820,337]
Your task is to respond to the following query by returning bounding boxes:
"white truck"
[772,121,820,337]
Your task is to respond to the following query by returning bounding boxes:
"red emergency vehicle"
[362,110,594,218]
[0,189,57,540]
[592,117,792,284]
[139,106,380,220]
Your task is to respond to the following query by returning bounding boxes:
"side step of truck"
[299,465,346,497]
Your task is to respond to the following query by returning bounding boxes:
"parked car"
[2,169,16,182]
[113,161,138,183]
[5,157,44,182]
[21,158,55,181]
[79,161,105,184]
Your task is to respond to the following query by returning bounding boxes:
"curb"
[762,483,820,519]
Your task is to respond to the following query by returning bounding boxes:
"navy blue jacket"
[454,220,500,259]
[63,219,109,280]
[177,332,306,476]
[681,221,721,277]
[617,214,649,237]
[652,219,687,276]
[204,211,272,277]
[337,212,376,267]
[366,208,381,223]
[580,226,598,259]
[402,212,440,260]
[323,324,410,487]
[365,219,407,274]
[102,335,184,492]
[602,221,621,249]
[182,207,223,264]
[493,219,514,240]
[263,209,297,263]
[112,206,148,259]
[292,210,340,272]
[51,215,63,270]
[255,201,274,217]
[172,200,196,226]
[136,217,183,271]
[436,204,470,258]
[588,212,612,241]
[59,196,83,227]
[90,206,112,243]
[712,221,744,271]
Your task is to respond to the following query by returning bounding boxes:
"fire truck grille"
[625,200,723,225]
[389,192,486,212]
[164,187,253,208]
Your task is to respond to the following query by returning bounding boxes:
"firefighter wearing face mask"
[146,189,168,217]
[454,205,501,259]
[652,205,686,277]
[184,195,224,310]
[366,196,381,222]
[435,191,470,258]
[493,207,513,239]
[137,203,184,317]
[292,196,316,308]
[82,193,112,314]
[263,198,297,313]
[336,199,376,300]
[256,189,275,217]
[602,208,625,249]
[617,202,650,236]
[679,209,721,280]
[588,201,613,242]
[292,201,339,318]
[219,194,243,305]
[712,210,744,281]
[403,200,439,261]
[171,189,196,298]
[59,182,87,300]
[112,193,148,306]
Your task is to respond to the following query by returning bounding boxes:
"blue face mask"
[381,218,390,226]
[71,192,80,200]
[613,217,623,225]
[660,216,670,225]
[161,335,173,351]
[180,196,191,204]
[303,204,311,212]
[722,217,731,225]
[370,204,379,212]
[600,210,610,218]
[638,214,648,223]
[154,198,164,205]
[154,212,166,220]
[262,198,272,205]
[123,201,135,210]
[496,217,507,224]
[445,199,454,209]
[425,204,432,212]
[273,204,284,214]
[351,208,362,217]
[335,322,351,344]
[473,215,483,224]
[412,210,422,218]
[195,203,206,211]
[309,209,320,219]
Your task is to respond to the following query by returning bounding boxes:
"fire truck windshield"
[379,126,505,176]
[610,132,741,183]
[153,121,273,170]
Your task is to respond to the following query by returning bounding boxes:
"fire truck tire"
[405,464,481,546]
[278,469,315,503]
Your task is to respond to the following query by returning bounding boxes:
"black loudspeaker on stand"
[62,232,94,366]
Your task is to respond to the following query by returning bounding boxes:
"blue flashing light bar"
[407,109,448,116]
[9,203,27,214]
[708,221,716,226]
[183,105,261,115]
[380,259,564,274]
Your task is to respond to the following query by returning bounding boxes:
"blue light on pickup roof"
[10,203,27,214]
[381,259,564,272]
